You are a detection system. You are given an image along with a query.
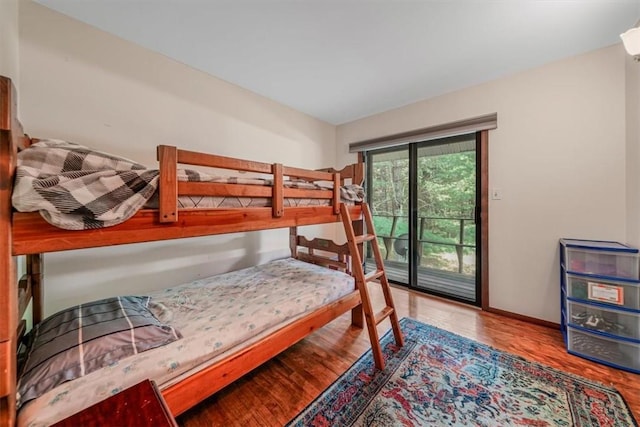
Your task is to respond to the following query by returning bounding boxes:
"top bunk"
[0,76,364,256]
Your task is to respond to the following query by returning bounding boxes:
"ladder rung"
[364,269,385,282]
[373,307,394,325]
[354,234,376,244]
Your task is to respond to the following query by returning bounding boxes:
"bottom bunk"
[17,254,362,427]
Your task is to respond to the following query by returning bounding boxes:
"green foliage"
[417,151,475,218]
[370,149,476,259]
[372,216,408,237]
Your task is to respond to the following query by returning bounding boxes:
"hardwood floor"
[177,284,640,426]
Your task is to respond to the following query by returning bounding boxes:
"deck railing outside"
[370,213,475,274]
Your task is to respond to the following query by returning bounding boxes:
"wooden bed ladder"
[340,202,404,370]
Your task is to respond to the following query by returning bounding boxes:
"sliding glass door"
[366,133,480,305]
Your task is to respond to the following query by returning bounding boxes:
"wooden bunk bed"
[0,75,403,426]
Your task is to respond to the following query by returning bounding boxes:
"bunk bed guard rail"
[157,145,362,222]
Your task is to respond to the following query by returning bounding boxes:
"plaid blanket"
[13,140,162,230]
[13,140,364,230]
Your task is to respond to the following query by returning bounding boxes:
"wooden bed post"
[272,163,283,218]
[332,173,341,214]
[350,211,365,329]
[355,153,365,186]
[0,76,19,427]
[350,152,366,328]
[289,227,298,258]
[27,254,44,324]
[157,145,178,223]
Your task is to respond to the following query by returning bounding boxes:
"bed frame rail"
[158,146,360,223]
[162,289,362,416]
[12,205,362,255]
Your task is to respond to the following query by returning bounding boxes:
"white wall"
[16,0,635,324]
[337,45,628,323]
[19,1,337,315]
[626,55,640,247]
[0,0,19,85]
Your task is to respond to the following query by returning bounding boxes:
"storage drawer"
[567,300,640,340]
[567,326,640,373]
[561,239,640,279]
[565,247,639,279]
[566,273,640,310]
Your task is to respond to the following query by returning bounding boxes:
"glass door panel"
[416,136,477,302]
[366,148,409,285]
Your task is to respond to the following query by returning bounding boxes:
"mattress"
[148,173,362,209]
[177,195,333,208]
[17,257,355,427]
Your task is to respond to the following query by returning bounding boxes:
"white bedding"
[18,257,355,427]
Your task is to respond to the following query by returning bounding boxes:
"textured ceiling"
[36,0,640,124]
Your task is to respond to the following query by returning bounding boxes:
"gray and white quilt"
[13,140,364,230]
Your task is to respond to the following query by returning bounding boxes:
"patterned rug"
[288,318,637,427]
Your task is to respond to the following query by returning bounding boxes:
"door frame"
[364,130,489,308]
[479,130,489,310]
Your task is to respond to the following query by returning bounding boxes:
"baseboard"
[486,306,559,329]
[389,283,560,330]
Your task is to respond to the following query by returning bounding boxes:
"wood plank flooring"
[177,284,640,426]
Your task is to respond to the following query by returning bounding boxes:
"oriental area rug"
[288,318,637,427]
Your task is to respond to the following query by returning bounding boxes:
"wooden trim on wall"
[479,130,490,311]
[485,306,560,330]
[398,284,560,329]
